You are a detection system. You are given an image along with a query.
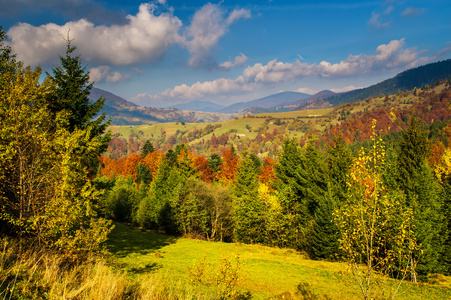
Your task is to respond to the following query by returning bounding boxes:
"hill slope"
[90,87,236,125]
[308,59,451,109]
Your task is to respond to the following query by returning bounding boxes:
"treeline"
[96,115,451,280]
[326,59,451,106]
[0,28,112,255]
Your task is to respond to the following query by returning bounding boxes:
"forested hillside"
[2,24,451,299]
[97,78,451,289]
[323,59,451,107]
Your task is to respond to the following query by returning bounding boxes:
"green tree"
[0,26,19,75]
[141,140,155,158]
[47,38,110,153]
[396,118,444,278]
[233,151,264,244]
[0,65,112,254]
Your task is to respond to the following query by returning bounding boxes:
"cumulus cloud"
[185,3,251,68]
[89,66,129,83]
[7,3,184,66]
[243,39,424,81]
[220,53,248,70]
[147,39,440,102]
[401,7,426,17]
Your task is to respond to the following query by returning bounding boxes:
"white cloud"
[220,53,248,70]
[185,3,251,68]
[160,76,256,99]
[401,7,426,17]
[7,3,184,66]
[146,39,441,102]
[368,11,390,29]
[243,39,424,81]
[89,66,130,83]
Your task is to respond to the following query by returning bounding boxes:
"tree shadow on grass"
[107,222,177,257]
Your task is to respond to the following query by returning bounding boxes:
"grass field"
[107,223,451,300]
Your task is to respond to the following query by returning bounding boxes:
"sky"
[1,0,451,108]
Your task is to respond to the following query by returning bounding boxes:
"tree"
[220,146,239,182]
[233,151,264,244]
[335,120,418,300]
[0,26,19,75]
[141,140,155,158]
[0,65,112,254]
[396,117,444,278]
[47,37,110,154]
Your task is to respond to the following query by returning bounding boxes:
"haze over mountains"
[92,59,451,125]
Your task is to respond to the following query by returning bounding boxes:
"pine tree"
[396,117,444,278]
[47,37,110,153]
[141,140,155,158]
[233,151,264,243]
[310,185,339,260]
[327,135,353,204]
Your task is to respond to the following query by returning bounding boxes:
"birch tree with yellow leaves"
[334,120,419,300]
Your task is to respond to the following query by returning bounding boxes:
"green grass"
[106,223,451,300]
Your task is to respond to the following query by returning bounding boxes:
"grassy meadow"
[104,222,451,300]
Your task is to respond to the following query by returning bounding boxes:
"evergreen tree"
[440,182,451,275]
[233,151,264,243]
[47,37,110,153]
[141,140,155,158]
[396,118,444,278]
[327,135,353,204]
[208,153,222,176]
[310,185,340,260]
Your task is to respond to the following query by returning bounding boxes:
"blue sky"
[2,0,450,107]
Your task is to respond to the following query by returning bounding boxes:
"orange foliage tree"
[142,151,164,180]
[220,146,239,182]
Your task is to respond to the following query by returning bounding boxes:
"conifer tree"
[47,37,110,153]
[141,140,155,158]
[310,186,339,260]
[233,151,264,243]
[396,117,444,278]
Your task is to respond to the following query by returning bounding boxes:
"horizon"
[2,0,450,107]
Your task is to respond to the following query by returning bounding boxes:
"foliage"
[47,37,111,159]
[335,120,418,300]
[0,65,112,255]
[188,255,251,300]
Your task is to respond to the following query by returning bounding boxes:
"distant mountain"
[286,90,337,108]
[220,91,311,113]
[89,87,236,125]
[319,59,451,108]
[168,100,225,112]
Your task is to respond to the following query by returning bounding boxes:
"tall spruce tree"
[47,37,110,154]
[310,136,352,260]
[396,118,444,278]
[233,151,264,243]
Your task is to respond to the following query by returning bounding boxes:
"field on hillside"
[105,83,450,159]
[107,223,451,300]
[109,108,335,141]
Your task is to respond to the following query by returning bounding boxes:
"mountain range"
[92,59,451,125]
